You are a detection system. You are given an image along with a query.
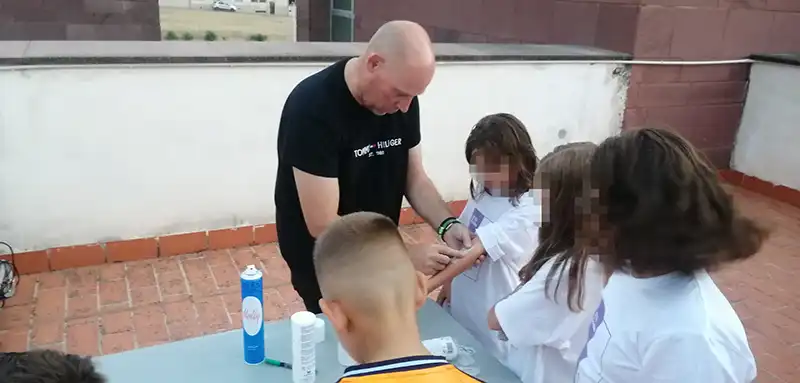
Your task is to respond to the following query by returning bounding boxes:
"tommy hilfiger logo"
[353,137,403,158]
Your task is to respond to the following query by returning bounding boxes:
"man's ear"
[320,298,348,333]
[365,53,384,72]
[413,271,427,310]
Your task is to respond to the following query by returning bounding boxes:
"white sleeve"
[494,261,575,349]
[475,197,540,263]
[642,334,756,383]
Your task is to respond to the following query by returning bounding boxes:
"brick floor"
[0,187,798,382]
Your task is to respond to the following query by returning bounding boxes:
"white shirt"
[449,192,540,363]
[494,257,605,383]
[575,270,757,383]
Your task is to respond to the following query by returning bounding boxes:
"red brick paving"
[0,244,303,356]
[0,187,798,382]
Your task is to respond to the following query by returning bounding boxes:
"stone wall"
[0,0,161,40]
[626,1,800,167]
[350,0,800,168]
[294,0,329,41]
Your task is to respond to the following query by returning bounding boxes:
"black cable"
[0,241,20,309]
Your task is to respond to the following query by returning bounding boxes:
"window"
[332,0,352,11]
[330,0,354,42]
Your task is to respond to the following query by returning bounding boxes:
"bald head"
[313,212,420,315]
[366,20,434,67]
[353,20,435,115]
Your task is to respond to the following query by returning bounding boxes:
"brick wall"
[352,0,640,50]
[629,1,800,168]
[625,64,750,168]
[295,0,330,41]
[0,0,161,40]
[635,1,800,59]
[352,0,800,169]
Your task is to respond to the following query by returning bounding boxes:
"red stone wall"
[352,0,640,51]
[625,64,750,168]
[0,0,161,40]
[628,1,800,167]
[634,1,800,59]
[295,0,331,41]
[352,0,800,169]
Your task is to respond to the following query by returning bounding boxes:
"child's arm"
[426,239,486,292]
[435,279,452,305]
[488,282,525,331]
[489,260,604,348]
[475,196,540,264]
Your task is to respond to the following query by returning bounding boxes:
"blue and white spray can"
[241,264,265,365]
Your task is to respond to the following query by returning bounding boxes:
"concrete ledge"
[3,170,795,275]
[0,41,631,66]
[750,53,800,67]
[0,200,467,275]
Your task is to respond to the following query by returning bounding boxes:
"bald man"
[274,20,473,313]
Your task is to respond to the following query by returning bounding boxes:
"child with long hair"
[575,127,767,383]
[426,113,540,362]
[486,142,606,383]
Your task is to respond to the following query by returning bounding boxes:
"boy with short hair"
[314,212,482,382]
[0,349,106,383]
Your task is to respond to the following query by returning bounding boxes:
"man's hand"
[443,222,472,251]
[408,243,465,276]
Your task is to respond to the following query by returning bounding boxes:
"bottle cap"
[243,264,259,276]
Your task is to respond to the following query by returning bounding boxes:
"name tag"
[468,209,485,232]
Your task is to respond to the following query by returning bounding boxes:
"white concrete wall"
[732,62,800,190]
[0,61,627,251]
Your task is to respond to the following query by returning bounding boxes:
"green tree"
[204,31,218,41]
[248,34,267,41]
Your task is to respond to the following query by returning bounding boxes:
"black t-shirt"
[274,59,421,260]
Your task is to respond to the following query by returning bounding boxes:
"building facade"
[0,0,161,40]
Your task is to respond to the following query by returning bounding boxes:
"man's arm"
[405,145,454,228]
[294,168,340,238]
[281,100,340,238]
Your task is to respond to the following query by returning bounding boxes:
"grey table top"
[95,299,521,382]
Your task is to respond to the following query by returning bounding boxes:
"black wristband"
[437,217,460,240]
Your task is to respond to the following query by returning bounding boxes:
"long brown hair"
[465,113,538,204]
[589,127,768,275]
[518,142,597,312]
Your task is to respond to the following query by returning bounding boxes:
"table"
[95,299,521,382]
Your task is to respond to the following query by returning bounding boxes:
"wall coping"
[750,53,800,67]
[0,41,630,66]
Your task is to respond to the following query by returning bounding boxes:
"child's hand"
[463,243,486,266]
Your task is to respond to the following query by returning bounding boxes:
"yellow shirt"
[337,355,483,383]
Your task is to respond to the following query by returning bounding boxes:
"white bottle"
[422,337,459,361]
[336,336,459,367]
[291,311,318,383]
